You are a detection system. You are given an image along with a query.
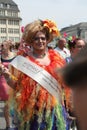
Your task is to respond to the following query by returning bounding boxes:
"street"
[0,101,6,130]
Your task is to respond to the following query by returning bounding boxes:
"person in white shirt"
[55,38,71,59]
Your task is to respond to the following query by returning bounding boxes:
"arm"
[6,74,17,89]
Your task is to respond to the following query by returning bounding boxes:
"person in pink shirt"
[0,40,16,130]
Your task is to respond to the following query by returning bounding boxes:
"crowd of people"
[0,19,86,130]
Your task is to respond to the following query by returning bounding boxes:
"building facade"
[60,22,87,42]
[0,0,22,43]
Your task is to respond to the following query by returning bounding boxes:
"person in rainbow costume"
[1,19,66,130]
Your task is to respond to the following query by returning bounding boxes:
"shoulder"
[54,47,61,51]
[64,48,70,54]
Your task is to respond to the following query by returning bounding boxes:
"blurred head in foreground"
[58,43,87,130]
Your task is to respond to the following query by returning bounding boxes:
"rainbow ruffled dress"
[8,50,66,130]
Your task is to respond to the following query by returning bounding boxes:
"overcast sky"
[13,0,87,30]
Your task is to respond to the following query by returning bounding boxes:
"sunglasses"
[34,37,46,41]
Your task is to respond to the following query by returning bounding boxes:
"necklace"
[33,52,46,58]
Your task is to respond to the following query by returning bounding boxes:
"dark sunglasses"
[34,37,46,41]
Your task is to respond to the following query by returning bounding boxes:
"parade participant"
[57,43,87,130]
[1,19,66,130]
[65,38,85,129]
[0,40,16,130]
[66,38,85,63]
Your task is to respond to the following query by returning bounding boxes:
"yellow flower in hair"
[43,19,60,37]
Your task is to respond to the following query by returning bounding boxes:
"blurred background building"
[60,22,87,43]
[0,0,22,43]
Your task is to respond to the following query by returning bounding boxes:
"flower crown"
[43,19,60,37]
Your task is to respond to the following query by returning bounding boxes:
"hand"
[0,63,10,79]
[2,67,11,79]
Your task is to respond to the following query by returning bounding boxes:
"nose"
[39,38,43,42]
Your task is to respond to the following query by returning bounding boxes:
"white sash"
[10,55,61,101]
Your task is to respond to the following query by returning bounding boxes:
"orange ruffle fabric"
[9,49,71,122]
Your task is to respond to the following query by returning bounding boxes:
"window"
[14,29,19,34]
[1,37,6,42]
[0,10,5,16]
[85,31,87,41]
[7,11,18,17]
[0,3,3,8]
[12,12,18,17]
[8,28,19,34]
[8,20,13,25]
[9,37,20,42]
[0,28,6,33]
[7,4,10,9]
[81,31,85,39]
[15,37,20,42]
[3,4,7,8]
[9,37,14,41]
[8,20,19,25]
[7,11,12,16]
[8,28,14,34]
[0,19,6,24]
[14,20,19,25]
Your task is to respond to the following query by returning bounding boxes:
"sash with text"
[10,55,61,101]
